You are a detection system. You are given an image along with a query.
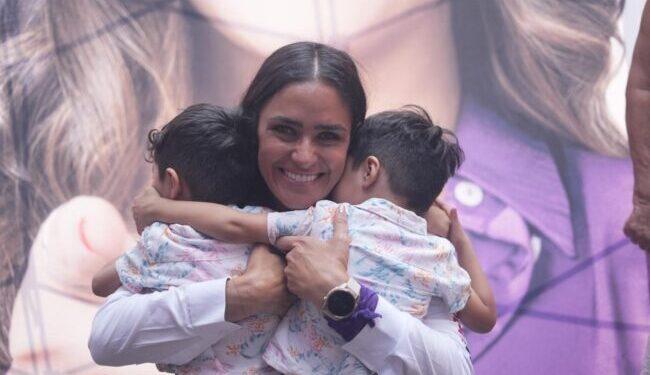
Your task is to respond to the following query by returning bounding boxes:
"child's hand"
[132,187,163,234]
[425,202,451,237]
[436,200,471,249]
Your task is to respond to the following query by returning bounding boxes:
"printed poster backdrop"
[1,0,648,373]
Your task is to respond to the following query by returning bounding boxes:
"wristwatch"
[321,278,361,321]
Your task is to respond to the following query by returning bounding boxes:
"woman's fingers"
[275,207,351,305]
[247,244,277,267]
[332,205,351,246]
[275,236,304,253]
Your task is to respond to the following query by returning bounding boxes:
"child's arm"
[133,187,269,244]
[441,202,497,333]
[92,260,121,297]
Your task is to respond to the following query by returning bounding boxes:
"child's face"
[331,159,366,205]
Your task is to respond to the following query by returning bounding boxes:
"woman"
[90,40,472,374]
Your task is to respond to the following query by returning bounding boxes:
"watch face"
[327,290,356,317]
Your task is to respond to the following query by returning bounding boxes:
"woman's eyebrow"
[269,116,301,127]
[315,124,346,132]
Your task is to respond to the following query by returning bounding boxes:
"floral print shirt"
[116,206,279,375]
[263,198,471,374]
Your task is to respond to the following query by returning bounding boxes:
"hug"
[88,42,495,374]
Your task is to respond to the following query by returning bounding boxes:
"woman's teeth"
[285,170,319,182]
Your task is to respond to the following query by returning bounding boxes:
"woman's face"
[257,80,352,209]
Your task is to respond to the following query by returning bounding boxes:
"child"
[92,103,280,374]
[120,106,495,374]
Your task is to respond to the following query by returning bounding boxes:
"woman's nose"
[291,139,317,166]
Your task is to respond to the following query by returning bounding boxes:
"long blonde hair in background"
[453,0,627,157]
[0,0,187,367]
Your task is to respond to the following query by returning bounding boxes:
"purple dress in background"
[447,100,649,374]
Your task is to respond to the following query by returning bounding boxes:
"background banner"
[1,1,648,373]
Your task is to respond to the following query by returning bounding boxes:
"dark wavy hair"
[240,41,367,144]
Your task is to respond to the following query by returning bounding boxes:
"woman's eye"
[317,132,341,142]
[272,125,297,138]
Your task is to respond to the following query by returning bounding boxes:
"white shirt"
[88,278,473,374]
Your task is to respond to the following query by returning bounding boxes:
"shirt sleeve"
[114,241,150,294]
[431,240,472,314]
[267,207,314,245]
[88,278,241,366]
[342,296,473,375]
[115,223,200,293]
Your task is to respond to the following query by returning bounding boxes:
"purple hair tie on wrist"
[326,284,382,342]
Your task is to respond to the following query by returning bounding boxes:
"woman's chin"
[277,193,322,210]
[272,174,333,209]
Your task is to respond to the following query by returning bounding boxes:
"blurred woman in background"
[1,1,647,373]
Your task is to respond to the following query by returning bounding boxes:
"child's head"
[332,106,464,215]
[147,103,259,205]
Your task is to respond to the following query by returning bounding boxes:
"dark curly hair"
[147,103,264,206]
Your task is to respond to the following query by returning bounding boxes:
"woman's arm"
[89,279,238,366]
[439,202,497,333]
[89,244,293,366]
[132,187,268,243]
[343,296,474,374]
[91,260,121,297]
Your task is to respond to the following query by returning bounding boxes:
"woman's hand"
[132,187,164,234]
[225,244,295,321]
[275,206,351,306]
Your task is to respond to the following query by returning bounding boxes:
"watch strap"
[325,284,382,342]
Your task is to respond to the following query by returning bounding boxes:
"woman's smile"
[280,169,324,183]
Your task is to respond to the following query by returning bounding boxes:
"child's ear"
[362,156,381,189]
[164,168,182,199]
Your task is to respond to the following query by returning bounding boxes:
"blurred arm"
[91,260,121,297]
[625,2,650,251]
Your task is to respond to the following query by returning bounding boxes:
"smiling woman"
[238,41,366,210]
[255,82,352,209]
[87,41,375,373]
